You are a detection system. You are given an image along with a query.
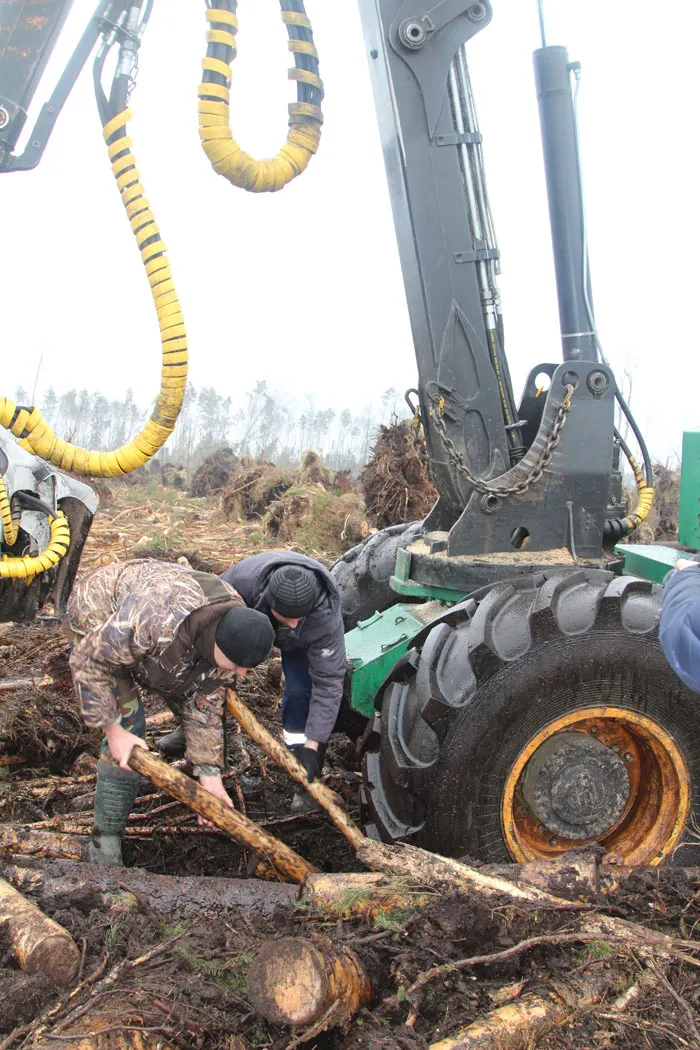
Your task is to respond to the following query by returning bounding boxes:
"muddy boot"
[88,760,141,866]
[156,723,186,758]
[290,788,322,815]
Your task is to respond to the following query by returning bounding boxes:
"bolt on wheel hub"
[521,732,629,840]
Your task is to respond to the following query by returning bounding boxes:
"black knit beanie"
[215,607,275,667]
[267,565,321,618]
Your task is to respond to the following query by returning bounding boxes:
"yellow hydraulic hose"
[0,510,70,584]
[199,7,323,192]
[0,108,187,478]
[622,452,654,532]
[0,477,20,547]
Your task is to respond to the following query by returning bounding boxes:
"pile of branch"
[220,458,296,521]
[361,418,437,528]
[189,447,239,497]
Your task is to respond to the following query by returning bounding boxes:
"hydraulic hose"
[0,508,70,583]
[198,2,323,192]
[0,108,187,477]
[0,477,20,547]
[615,430,654,534]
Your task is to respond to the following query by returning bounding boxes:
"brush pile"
[220,458,297,522]
[361,419,437,528]
[190,448,239,497]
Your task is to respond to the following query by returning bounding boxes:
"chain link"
[428,384,574,498]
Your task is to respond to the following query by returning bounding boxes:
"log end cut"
[24,932,81,987]
[247,936,371,1028]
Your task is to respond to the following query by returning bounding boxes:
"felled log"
[357,841,569,905]
[0,859,297,919]
[0,676,55,692]
[429,973,613,1049]
[127,747,316,884]
[247,936,371,1031]
[301,871,433,918]
[0,826,84,860]
[486,853,600,898]
[0,876,80,986]
[226,689,366,850]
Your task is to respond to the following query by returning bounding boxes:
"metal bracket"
[454,247,499,264]
[436,131,483,146]
[395,1,489,43]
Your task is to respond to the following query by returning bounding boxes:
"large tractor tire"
[331,521,424,630]
[363,569,700,866]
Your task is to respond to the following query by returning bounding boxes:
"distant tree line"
[15,382,408,475]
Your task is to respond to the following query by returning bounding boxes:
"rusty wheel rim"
[502,707,690,866]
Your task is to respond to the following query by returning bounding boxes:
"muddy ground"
[1,483,699,1049]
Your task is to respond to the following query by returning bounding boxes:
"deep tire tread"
[364,568,698,863]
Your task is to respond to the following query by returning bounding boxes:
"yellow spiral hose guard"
[0,477,20,547]
[0,108,187,479]
[622,452,654,532]
[0,508,70,583]
[199,7,323,192]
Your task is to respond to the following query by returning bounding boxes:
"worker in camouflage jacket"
[65,559,274,865]
[158,551,347,813]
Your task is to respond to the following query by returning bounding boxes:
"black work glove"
[297,746,322,784]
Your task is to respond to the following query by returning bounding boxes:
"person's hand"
[103,723,149,770]
[674,558,700,572]
[296,745,322,784]
[198,774,234,827]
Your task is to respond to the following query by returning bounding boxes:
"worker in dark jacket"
[157,551,348,811]
[659,556,700,692]
[66,559,275,864]
[223,552,347,811]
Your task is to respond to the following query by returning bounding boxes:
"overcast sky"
[3,0,698,461]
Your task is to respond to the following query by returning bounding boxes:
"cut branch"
[127,747,316,883]
[226,688,366,851]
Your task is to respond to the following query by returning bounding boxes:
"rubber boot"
[88,760,142,866]
[290,743,327,815]
[156,723,186,758]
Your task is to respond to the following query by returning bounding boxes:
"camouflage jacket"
[66,560,244,770]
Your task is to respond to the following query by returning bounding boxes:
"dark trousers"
[281,649,312,739]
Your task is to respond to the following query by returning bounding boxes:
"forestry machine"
[2,2,699,869]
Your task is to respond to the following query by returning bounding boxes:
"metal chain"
[428,384,574,498]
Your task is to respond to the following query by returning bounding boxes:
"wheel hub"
[521,732,630,840]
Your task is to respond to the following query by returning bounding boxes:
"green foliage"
[104,914,127,949]
[332,887,373,917]
[372,908,412,934]
[587,940,615,959]
[174,945,255,996]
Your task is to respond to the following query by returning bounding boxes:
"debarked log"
[0,826,84,860]
[428,973,613,1050]
[357,841,570,905]
[301,871,433,918]
[127,748,317,884]
[247,936,372,1031]
[0,876,80,986]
